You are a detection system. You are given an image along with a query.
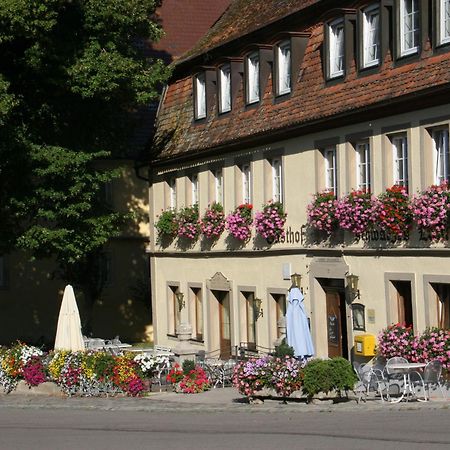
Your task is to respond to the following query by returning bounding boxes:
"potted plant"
[411,182,450,242]
[306,191,338,235]
[177,204,200,241]
[155,208,178,240]
[254,201,287,243]
[225,203,253,241]
[377,185,412,241]
[199,202,225,239]
[335,190,377,238]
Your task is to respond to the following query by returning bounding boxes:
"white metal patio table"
[386,362,426,403]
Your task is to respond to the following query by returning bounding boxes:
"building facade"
[150,0,450,359]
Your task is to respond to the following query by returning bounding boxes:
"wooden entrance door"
[218,291,231,359]
[326,291,343,358]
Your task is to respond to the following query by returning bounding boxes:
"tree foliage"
[0,0,170,303]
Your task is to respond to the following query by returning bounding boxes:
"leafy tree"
[0,0,170,331]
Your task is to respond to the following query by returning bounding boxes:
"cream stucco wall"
[150,104,450,359]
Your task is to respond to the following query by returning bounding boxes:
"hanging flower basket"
[155,208,178,240]
[377,185,412,241]
[177,204,200,240]
[225,203,253,241]
[306,191,338,235]
[335,190,377,238]
[254,201,287,243]
[411,182,450,242]
[199,202,225,239]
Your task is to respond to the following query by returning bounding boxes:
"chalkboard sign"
[327,314,339,345]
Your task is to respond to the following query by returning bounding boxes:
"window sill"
[189,338,204,344]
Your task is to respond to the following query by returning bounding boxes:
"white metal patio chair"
[354,363,386,403]
[411,360,447,401]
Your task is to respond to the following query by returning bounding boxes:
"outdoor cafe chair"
[411,360,447,401]
[354,363,386,403]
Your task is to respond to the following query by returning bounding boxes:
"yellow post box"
[354,334,376,356]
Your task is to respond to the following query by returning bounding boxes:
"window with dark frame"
[431,283,450,328]
[192,287,203,341]
[438,0,450,46]
[246,51,260,104]
[168,177,177,208]
[432,127,450,184]
[271,157,283,203]
[351,303,366,331]
[190,174,199,204]
[362,4,381,68]
[243,291,256,350]
[324,146,338,195]
[194,72,206,119]
[328,18,345,79]
[169,286,180,336]
[399,0,420,57]
[276,40,291,95]
[356,141,371,191]
[218,63,231,113]
[391,134,409,188]
[241,163,252,204]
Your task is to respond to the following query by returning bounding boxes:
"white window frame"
[194,72,206,119]
[328,18,345,78]
[324,147,337,194]
[277,40,291,95]
[392,135,409,188]
[399,0,419,57]
[219,63,231,113]
[432,128,450,184]
[241,163,252,204]
[246,51,260,104]
[191,174,199,204]
[362,5,380,67]
[439,0,450,45]
[356,141,371,191]
[169,177,177,208]
[271,157,283,203]
[214,169,224,204]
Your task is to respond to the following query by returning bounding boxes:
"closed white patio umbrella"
[286,287,315,361]
[54,284,84,351]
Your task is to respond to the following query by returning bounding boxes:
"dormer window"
[328,18,345,79]
[194,72,206,119]
[246,51,260,104]
[399,0,419,57]
[276,40,291,95]
[362,5,380,68]
[438,0,450,46]
[219,63,231,113]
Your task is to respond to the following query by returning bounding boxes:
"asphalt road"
[0,407,449,450]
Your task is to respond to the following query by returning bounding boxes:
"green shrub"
[302,357,357,399]
[274,340,295,358]
[155,209,178,238]
[182,359,196,375]
[302,359,334,398]
[329,357,357,393]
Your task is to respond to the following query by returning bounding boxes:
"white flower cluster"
[133,353,170,375]
[19,345,43,365]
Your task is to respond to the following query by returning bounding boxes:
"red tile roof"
[176,0,320,65]
[151,0,232,62]
[153,13,450,162]
[153,0,450,162]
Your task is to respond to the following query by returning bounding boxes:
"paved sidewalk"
[1,387,448,414]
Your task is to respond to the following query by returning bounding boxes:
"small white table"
[386,362,426,403]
